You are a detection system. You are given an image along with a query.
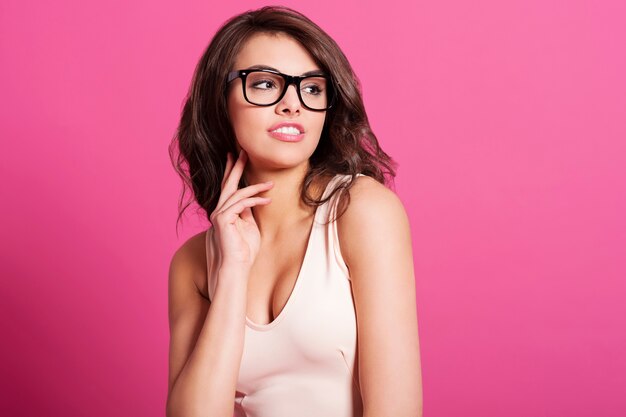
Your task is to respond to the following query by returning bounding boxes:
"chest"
[246,230,310,326]
[237,247,359,389]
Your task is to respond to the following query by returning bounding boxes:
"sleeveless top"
[205,173,365,417]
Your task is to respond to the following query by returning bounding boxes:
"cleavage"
[245,226,311,325]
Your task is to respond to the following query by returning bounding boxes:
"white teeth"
[272,126,302,135]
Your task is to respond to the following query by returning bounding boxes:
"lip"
[267,122,305,142]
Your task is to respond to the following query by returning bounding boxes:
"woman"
[167,6,422,417]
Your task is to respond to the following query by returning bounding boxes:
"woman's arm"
[166,236,249,417]
[338,176,423,417]
[167,150,270,417]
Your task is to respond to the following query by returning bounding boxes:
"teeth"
[272,126,302,135]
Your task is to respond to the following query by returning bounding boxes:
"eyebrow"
[246,64,325,77]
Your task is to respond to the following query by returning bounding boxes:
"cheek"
[227,96,249,134]
[227,88,242,118]
[313,114,327,133]
[227,107,270,147]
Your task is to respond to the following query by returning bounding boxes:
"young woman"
[167,6,422,417]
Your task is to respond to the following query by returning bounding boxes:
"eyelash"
[251,79,278,90]
[304,85,323,95]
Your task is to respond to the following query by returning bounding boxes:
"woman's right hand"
[209,149,273,272]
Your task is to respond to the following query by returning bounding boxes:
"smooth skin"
[167,32,423,417]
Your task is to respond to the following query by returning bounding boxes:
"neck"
[244,159,321,241]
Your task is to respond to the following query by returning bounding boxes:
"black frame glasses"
[226,68,336,111]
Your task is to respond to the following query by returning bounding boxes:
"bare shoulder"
[342,175,403,208]
[336,176,422,413]
[168,229,210,300]
[166,229,212,398]
[336,175,411,272]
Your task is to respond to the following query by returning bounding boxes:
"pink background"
[1,0,625,416]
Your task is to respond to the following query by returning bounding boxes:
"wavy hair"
[169,5,397,234]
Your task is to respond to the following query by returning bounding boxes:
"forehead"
[233,32,320,76]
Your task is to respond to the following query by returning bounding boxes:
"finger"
[216,150,246,209]
[222,149,247,198]
[216,181,273,214]
[221,152,234,190]
[225,152,238,183]
[240,205,255,224]
[218,197,271,225]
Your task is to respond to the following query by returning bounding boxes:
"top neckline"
[245,174,343,331]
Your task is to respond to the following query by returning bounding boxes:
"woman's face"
[227,32,328,173]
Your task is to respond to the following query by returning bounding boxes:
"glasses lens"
[245,71,284,105]
[300,76,330,110]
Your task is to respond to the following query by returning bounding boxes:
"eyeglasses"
[226,68,336,111]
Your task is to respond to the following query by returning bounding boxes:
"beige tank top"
[205,173,364,417]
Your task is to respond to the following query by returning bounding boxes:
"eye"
[250,79,279,90]
[302,83,324,95]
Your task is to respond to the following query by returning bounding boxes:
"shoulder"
[337,174,409,233]
[340,174,404,212]
[336,175,411,271]
[335,175,422,413]
[168,229,210,299]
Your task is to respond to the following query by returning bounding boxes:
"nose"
[276,83,301,114]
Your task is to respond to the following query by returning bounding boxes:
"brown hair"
[169,5,397,233]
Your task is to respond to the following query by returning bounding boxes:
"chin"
[250,151,313,171]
